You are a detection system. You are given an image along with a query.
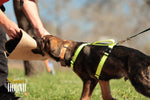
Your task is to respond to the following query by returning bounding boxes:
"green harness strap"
[70,39,116,79]
[94,39,115,79]
[71,43,90,69]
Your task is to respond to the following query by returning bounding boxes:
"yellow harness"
[70,39,116,79]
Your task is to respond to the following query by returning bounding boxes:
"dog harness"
[70,39,116,79]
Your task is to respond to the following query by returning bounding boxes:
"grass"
[8,67,149,100]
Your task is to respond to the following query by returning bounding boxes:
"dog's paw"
[32,49,45,56]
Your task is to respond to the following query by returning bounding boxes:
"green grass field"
[8,67,149,100]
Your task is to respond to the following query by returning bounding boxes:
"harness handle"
[92,39,116,46]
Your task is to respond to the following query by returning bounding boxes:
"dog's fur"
[32,35,150,100]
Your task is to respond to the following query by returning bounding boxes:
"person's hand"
[22,0,50,37]
[0,9,21,39]
[35,26,51,37]
[3,19,21,39]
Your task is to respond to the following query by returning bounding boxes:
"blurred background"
[5,0,150,51]
[4,0,150,73]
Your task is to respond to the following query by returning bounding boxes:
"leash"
[117,27,150,45]
[70,39,116,79]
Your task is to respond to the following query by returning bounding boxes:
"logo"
[7,78,26,94]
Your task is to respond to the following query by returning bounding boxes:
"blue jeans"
[0,25,8,86]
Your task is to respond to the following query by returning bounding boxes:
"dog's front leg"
[80,79,98,100]
[99,80,116,100]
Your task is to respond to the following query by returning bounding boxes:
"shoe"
[0,83,23,100]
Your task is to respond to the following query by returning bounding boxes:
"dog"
[32,35,150,100]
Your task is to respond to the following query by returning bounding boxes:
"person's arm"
[0,9,20,38]
[22,0,50,37]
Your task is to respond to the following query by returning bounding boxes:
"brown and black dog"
[32,35,150,100]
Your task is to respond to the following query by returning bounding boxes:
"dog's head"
[32,35,67,61]
[32,35,78,66]
[44,35,64,58]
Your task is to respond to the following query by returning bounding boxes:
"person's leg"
[0,25,8,87]
[0,25,23,100]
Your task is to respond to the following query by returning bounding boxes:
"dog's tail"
[129,65,150,98]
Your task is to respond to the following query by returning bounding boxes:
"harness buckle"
[105,47,112,54]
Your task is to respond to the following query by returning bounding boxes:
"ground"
[8,60,149,100]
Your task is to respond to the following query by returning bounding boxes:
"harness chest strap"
[71,43,89,69]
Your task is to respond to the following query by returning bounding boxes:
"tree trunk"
[13,0,45,76]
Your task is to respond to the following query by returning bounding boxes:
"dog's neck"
[57,41,82,67]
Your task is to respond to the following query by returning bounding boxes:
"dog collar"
[70,39,116,79]
[60,41,69,67]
